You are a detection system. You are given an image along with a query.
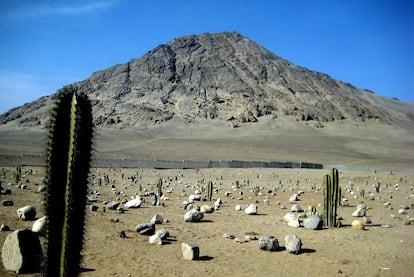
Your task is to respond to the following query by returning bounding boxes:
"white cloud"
[0,0,118,21]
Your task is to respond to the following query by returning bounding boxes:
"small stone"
[1,229,44,274]
[352,207,366,217]
[223,233,235,239]
[149,234,163,245]
[361,216,371,224]
[135,223,155,235]
[244,203,258,215]
[188,194,201,202]
[258,235,279,251]
[303,214,322,230]
[287,219,300,228]
[235,204,241,211]
[17,206,36,221]
[214,198,222,210]
[291,204,303,212]
[184,210,204,222]
[32,216,47,236]
[200,205,214,213]
[181,242,199,260]
[106,201,120,210]
[86,195,97,202]
[289,193,299,203]
[0,224,10,232]
[398,208,407,215]
[351,220,364,230]
[150,193,158,206]
[2,200,14,206]
[151,214,164,224]
[89,205,99,211]
[283,213,298,222]
[155,229,169,240]
[284,234,302,254]
[124,198,142,208]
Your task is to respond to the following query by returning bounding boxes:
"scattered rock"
[259,235,279,251]
[151,214,164,224]
[398,208,407,215]
[223,233,235,239]
[124,198,142,208]
[1,229,43,274]
[150,193,158,206]
[285,234,302,254]
[352,204,366,217]
[135,223,155,235]
[184,210,204,222]
[244,203,257,215]
[303,214,322,230]
[32,216,47,236]
[200,205,214,213]
[289,193,299,203]
[287,219,300,228]
[403,218,414,225]
[351,220,364,230]
[89,205,99,212]
[291,204,303,212]
[214,198,222,210]
[235,204,241,211]
[0,224,10,232]
[361,216,371,225]
[106,201,120,210]
[283,213,298,222]
[2,200,14,206]
[181,242,199,260]
[155,229,169,240]
[150,230,165,243]
[16,206,36,221]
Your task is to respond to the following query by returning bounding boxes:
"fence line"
[0,153,323,170]
[2,153,412,172]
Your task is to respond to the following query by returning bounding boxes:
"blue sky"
[0,0,413,113]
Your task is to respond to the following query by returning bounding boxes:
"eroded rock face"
[1,32,398,130]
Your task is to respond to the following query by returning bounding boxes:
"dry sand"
[1,166,413,277]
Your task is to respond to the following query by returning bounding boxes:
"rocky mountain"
[1,31,412,130]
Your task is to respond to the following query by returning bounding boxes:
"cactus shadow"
[81,267,96,273]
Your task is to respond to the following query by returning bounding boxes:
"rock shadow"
[195,255,214,261]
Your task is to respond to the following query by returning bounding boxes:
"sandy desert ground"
[1,166,413,277]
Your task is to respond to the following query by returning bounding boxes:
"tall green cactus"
[207,181,213,201]
[44,85,93,276]
[323,168,341,228]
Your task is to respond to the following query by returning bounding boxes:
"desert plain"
[0,164,413,277]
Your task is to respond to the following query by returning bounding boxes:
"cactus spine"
[44,86,93,276]
[207,181,213,201]
[323,168,341,228]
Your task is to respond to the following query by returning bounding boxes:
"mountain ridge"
[1,31,412,129]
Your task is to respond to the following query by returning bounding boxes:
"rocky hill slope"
[1,32,414,167]
[1,32,412,130]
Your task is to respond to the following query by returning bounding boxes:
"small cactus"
[323,168,341,228]
[207,181,213,201]
[157,178,163,198]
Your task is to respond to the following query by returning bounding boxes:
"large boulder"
[2,229,44,274]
